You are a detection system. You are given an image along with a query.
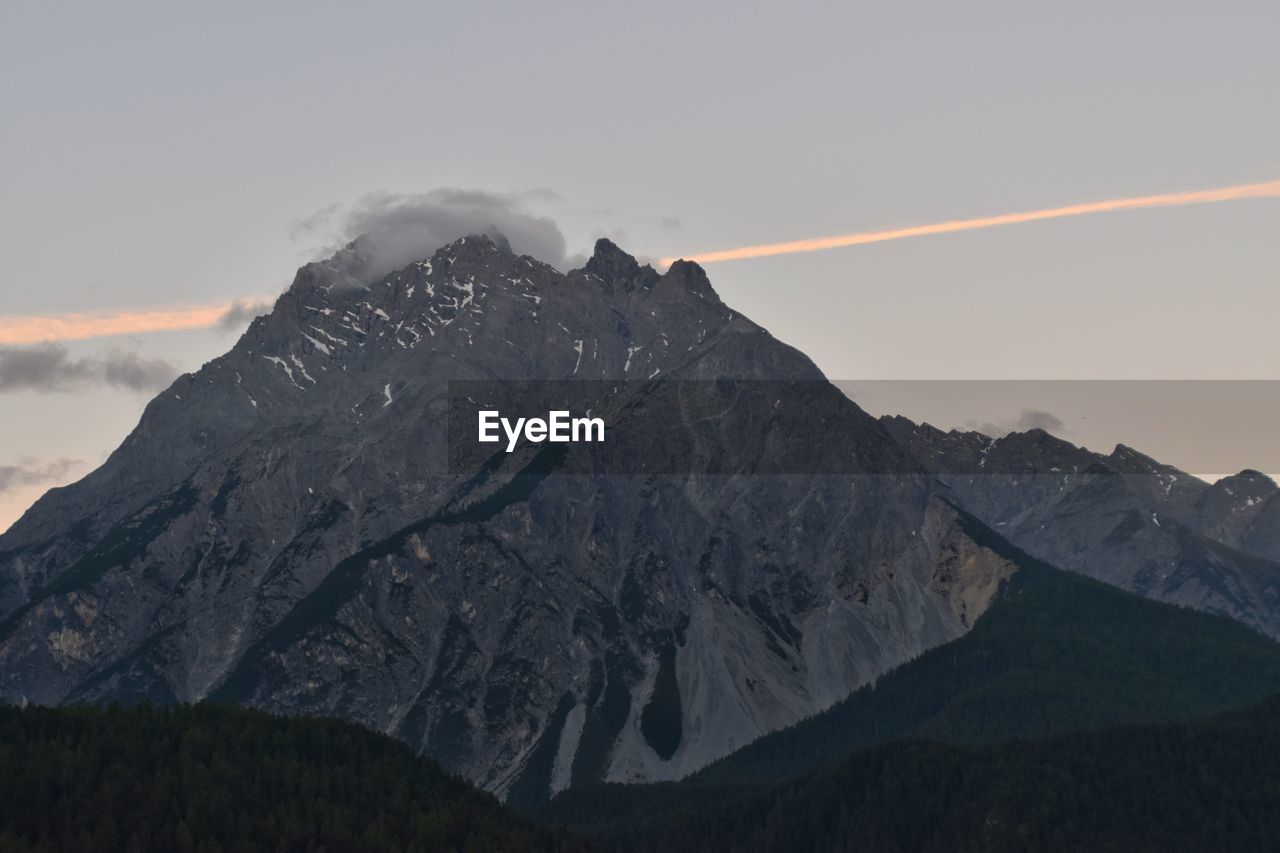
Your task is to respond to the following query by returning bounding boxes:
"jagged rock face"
[0,236,1002,802]
[881,417,1280,636]
[1180,471,1280,563]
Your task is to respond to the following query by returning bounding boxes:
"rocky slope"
[881,418,1280,636]
[0,236,1013,803]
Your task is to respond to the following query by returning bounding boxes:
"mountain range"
[1,234,1276,810]
[882,418,1280,635]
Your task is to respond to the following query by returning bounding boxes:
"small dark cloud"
[99,350,182,391]
[968,408,1066,437]
[1016,409,1066,432]
[216,299,274,332]
[0,458,81,495]
[0,345,180,394]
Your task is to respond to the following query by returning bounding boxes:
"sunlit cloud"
[8,178,1279,343]
[0,299,271,345]
[660,178,1280,266]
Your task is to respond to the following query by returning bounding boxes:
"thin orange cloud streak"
[0,303,238,345]
[660,178,1280,266]
[6,178,1277,344]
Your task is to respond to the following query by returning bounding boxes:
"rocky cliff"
[881,417,1280,636]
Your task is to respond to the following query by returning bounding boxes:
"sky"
[2,0,1278,531]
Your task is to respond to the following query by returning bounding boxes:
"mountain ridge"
[881,415,1280,636]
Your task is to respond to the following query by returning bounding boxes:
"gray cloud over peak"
[0,345,180,394]
[303,188,572,286]
[968,407,1067,438]
[0,458,82,495]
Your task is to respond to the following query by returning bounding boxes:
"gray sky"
[2,0,1279,530]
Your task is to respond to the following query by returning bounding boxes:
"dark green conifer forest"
[0,703,591,853]
[542,698,1280,852]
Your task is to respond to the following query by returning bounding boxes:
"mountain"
[1178,469,1280,562]
[541,536,1280,849]
[0,702,592,853]
[542,696,1280,853]
[0,236,1012,803]
[881,417,1280,636]
[677,518,1280,785]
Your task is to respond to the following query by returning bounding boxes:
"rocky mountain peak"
[1213,470,1279,500]
[578,237,660,293]
[663,259,721,305]
[1107,443,1176,474]
[582,237,638,277]
[430,232,509,265]
[995,427,1076,454]
[482,230,515,255]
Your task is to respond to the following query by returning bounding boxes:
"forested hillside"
[545,698,1280,852]
[0,703,592,853]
